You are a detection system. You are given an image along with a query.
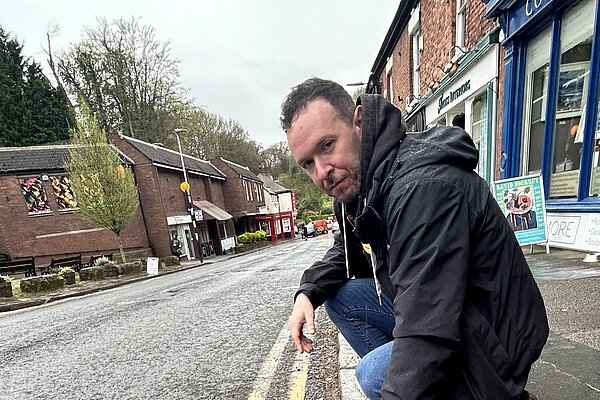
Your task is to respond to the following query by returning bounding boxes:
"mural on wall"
[20,177,51,213]
[50,175,77,210]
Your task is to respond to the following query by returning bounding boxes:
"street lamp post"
[174,128,203,263]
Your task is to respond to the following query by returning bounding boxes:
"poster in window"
[493,174,547,246]
[20,177,51,214]
[50,175,78,210]
[556,64,588,119]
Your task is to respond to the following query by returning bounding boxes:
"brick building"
[0,144,150,267]
[366,0,502,184]
[210,158,266,235]
[256,171,296,242]
[108,134,236,260]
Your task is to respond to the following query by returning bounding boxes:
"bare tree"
[57,17,187,144]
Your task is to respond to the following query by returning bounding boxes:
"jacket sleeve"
[295,231,350,308]
[381,180,470,399]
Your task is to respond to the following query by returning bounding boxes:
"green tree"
[0,27,74,146]
[180,105,264,173]
[57,17,186,144]
[66,102,139,263]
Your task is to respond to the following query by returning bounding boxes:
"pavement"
[0,252,241,313]
[2,243,600,399]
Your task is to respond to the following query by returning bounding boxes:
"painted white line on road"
[248,324,290,400]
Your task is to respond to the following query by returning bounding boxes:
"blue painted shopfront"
[485,0,600,251]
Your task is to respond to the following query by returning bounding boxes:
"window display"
[472,91,488,179]
[522,26,551,176]
[549,0,594,198]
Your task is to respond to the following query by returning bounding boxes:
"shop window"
[20,176,51,214]
[522,26,551,176]
[50,175,78,210]
[549,0,594,198]
[472,92,488,177]
[412,28,421,98]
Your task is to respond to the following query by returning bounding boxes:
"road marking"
[248,324,290,400]
[288,351,309,400]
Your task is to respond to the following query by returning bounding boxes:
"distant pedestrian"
[171,234,182,257]
[302,225,308,241]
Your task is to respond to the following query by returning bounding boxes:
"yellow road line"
[248,324,290,400]
[288,351,309,400]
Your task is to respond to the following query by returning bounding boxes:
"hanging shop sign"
[493,174,548,246]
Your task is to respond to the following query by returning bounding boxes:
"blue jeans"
[324,279,395,399]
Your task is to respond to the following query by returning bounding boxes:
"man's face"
[287,99,362,203]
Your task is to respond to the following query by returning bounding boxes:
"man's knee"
[355,359,382,399]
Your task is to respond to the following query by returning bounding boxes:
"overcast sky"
[3,0,399,148]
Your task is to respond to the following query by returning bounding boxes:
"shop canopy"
[192,200,233,221]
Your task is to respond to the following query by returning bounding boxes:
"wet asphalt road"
[0,238,334,400]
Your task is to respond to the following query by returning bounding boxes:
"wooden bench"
[0,256,37,277]
[41,254,83,274]
[87,252,113,268]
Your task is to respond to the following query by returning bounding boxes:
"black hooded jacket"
[296,95,549,399]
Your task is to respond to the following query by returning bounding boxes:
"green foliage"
[57,267,75,276]
[0,27,75,146]
[182,105,264,173]
[66,102,139,263]
[256,230,267,240]
[93,256,109,267]
[237,233,251,245]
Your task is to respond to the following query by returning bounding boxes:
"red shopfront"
[255,211,295,242]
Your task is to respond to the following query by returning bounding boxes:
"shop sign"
[505,0,552,40]
[437,80,471,114]
[194,210,203,221]
[167,215,192,225]
[493,174,547,246]
[546,213,600,252]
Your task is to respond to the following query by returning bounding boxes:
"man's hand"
[289,293,315,353]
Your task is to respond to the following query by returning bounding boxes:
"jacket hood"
[396,124,479,177]
[357,94,406,199]
[357,94,479,200]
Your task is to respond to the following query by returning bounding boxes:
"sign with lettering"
[493,174,547,246]
[438,80,471,114]
[503,0,552,40]
[147,257,159,275]
[547,213,600,252]
[425,44,498,122]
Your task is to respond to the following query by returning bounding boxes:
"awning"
[192,200,233,221]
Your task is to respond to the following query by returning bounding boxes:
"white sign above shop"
[426,44,499,122]
[167,215,192,225]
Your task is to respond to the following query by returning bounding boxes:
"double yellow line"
[247,325,310,400]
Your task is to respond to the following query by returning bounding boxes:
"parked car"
[313,219,328,235]
[329,221,339,233]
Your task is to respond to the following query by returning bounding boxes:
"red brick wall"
[383,0,500,110]
[0,175,149,266]
[210,159,246,212]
